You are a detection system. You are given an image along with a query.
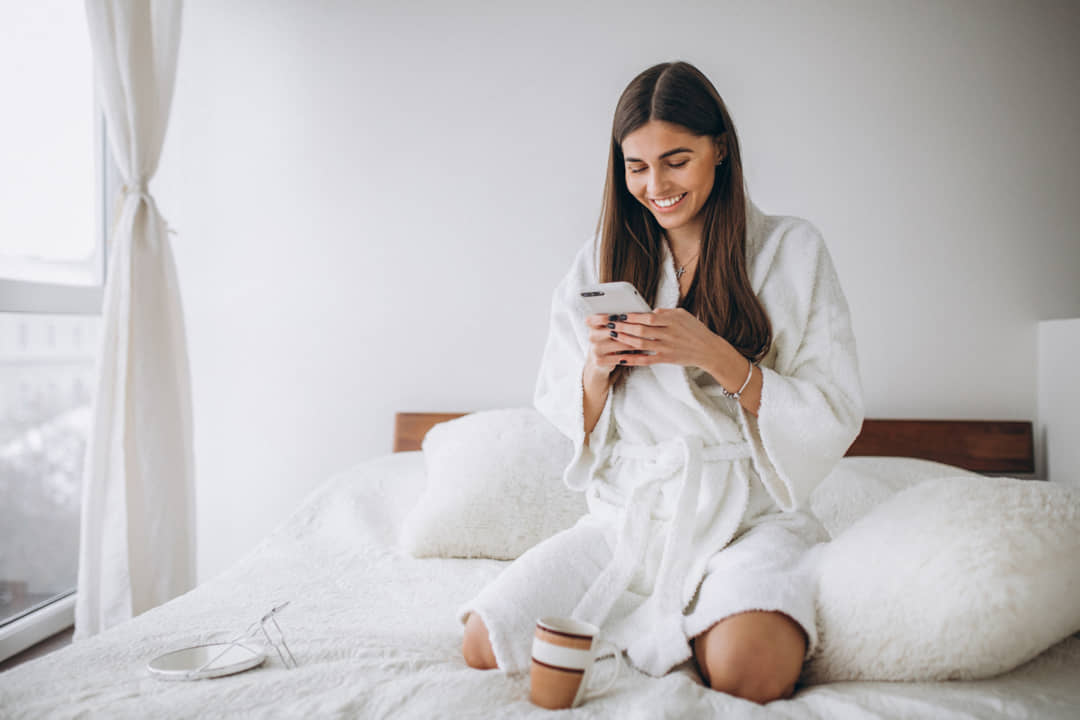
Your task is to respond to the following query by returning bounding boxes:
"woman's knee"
[692,611,806,704]
[462,612,498,670]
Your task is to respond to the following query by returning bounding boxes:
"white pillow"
[399,408,585,560]
[804,476,1080,683]
[810,456,982,538]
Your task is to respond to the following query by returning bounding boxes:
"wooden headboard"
[393,413,1035,475]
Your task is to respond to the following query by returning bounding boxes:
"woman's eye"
[628,161,686,174]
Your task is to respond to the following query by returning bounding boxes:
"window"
[0,3,109,660]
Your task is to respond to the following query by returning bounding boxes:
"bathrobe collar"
[648,199,766,407]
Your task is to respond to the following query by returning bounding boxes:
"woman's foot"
[462,612,498,670]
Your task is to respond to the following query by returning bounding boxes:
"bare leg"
[462,612,498,670]
[691,610,806,704]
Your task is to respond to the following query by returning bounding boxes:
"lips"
[649,192,687,212]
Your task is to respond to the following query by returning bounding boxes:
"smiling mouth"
[650,193,687,211]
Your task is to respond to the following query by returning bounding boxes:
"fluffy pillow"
[399,408,585,560]
[810,456,982,538]
[804,476,1080,683]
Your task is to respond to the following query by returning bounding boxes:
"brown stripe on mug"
[531,658,586,675]
[535,626,592,650]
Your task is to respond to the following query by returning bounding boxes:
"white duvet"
[2,451,1078,719]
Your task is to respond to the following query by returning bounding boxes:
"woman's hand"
[583,312,643,380]
[580,312,631,441]
[605,308,723,369]
[602,308,762,415]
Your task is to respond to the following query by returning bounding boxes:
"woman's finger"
[587,329,643,369]
[606,320,665,342]
[622,312,666,327]
[610,350,652,366]
[585,313,609,330]
[591,322,657,346]
[604,327,660,352]
[589,326,629,345]
[586,312,637,327]
[591,341,643,367]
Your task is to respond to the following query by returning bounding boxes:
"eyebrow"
[624,147,694,163]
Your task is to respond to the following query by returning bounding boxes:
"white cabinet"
[1037,319,1080,485]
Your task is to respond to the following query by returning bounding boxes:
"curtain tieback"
[121,178,152,202]
[116,179,177,236]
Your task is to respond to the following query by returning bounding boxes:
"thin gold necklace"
[666,235,700,279]
[673,250,699,279]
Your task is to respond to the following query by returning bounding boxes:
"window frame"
[0,593,75,663]
[0,111,110,315]
[0,103,113,665]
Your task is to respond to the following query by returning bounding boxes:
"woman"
[459,61,864,704]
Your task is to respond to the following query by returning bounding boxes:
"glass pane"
[0,313,99,627]
[0,2,100,287]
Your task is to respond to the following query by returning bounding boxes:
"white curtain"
[75,0,193,639]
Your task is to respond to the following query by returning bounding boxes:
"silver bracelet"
[720,359,755,400]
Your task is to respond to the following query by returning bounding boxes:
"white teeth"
[654,193,685,208]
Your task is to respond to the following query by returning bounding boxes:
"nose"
[647,168,672,197]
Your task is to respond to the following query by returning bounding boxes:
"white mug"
[529,616,623,709]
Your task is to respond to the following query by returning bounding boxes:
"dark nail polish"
[610,331,617,338]
[606,322,615,329]
[608,314,618,321]
[619,314,627,321]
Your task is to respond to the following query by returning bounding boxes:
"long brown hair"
[597,61,771,388]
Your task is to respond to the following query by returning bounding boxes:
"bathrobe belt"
[572,435,753,628]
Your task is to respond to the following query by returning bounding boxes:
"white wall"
[153,0,1080,582]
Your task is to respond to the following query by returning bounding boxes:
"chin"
[652,213,684,229]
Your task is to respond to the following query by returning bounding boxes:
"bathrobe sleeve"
[737,219,865,512]
[533,238,616,491]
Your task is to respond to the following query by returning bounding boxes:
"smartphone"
[578,281,652,316]
[578,282,655,356]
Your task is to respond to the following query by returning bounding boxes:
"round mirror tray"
[147,642,267,681]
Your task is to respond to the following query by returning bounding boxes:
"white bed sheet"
[1,451,1078,719]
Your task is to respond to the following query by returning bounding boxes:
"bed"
[1,413,1078,719]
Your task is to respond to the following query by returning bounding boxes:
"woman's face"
[621,120,725,239]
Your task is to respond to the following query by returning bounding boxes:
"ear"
[713,133,728,165]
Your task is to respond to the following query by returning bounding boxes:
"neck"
[665,225,703,265]
[664,215,705,260]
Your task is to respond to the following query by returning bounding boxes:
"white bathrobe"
[530,200,865,675]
